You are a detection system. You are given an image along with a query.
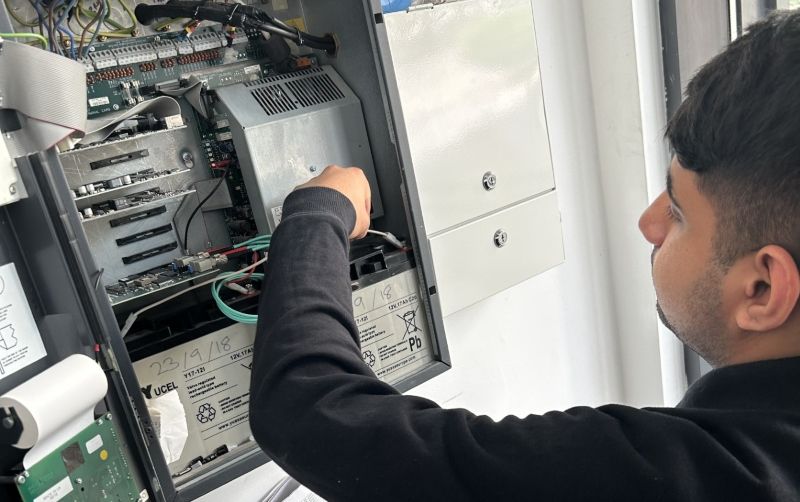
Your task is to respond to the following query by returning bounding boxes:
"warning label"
[353,269,434,385]
[132,324,255,472]
[0,263,47,382]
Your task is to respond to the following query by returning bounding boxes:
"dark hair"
[666,10,800,267]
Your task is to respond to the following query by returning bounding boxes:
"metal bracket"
[0,131,24,207]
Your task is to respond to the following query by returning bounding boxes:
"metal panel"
[429,192,563,316]
[384,0,555,235]
[215,66,384,233]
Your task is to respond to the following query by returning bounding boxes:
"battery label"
[132,324,255,471]
[353,269,434,384]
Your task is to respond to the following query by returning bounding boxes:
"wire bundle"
[212,234,271,324]
[2,0,138,57]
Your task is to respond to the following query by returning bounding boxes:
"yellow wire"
[0,32,49,48]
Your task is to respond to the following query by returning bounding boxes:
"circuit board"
[16,415,146,502]
[85,27,271,117]
[107,265,218,306]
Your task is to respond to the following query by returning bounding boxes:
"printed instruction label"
[132,324,255,471]
[353,269,434,385]
[0,263,47,382]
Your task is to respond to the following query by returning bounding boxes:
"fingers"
[294,165,372,239]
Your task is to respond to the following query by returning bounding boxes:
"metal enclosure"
[380,0,564,315]
[0,0,562,499]
[216,66,385,233]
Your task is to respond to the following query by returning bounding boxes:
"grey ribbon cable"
[0,39,87,157]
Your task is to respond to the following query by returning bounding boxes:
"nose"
[639,191,669,247]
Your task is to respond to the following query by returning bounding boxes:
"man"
[249,10,800,501]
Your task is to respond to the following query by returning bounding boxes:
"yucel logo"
[141,382,178,399]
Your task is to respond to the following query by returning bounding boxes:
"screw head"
[493,229,508,248]
[2,416,14,429]
[112,104,120,111]
[181,151,194,168]
[15,475,25,485]
[482,172,497,191]
[9,184,16,195]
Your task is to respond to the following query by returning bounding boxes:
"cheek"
[651,239,687,306]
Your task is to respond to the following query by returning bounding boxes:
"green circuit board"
[16,414,146,502]
[85,27,272,118]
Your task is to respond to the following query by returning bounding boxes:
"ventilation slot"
[285,75,345,108]
[251,84,297,116]
[245,67,323,87]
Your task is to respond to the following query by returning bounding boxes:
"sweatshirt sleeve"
[248,188,768,502]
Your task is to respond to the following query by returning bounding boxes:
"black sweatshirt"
[249,187,800,502]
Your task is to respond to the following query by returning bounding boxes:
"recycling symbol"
[0,326,17,351]
[362,350,376,368]
[196,403,216,424]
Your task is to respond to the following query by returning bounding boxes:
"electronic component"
[116,225,173,247]
[15,415,145,502]
[171,252,228,274]
[89,50,118,70]
[89,149,150,171]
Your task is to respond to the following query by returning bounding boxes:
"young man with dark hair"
[249,10,800,501]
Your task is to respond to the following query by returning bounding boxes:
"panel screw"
[9,184,16,195]
[493,229,508,248]
[181,151,194,168]
[75,478,83,485]
[15,475,25,485]
[482,172,497,191]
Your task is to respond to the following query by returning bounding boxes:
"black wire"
[182,168,229,253]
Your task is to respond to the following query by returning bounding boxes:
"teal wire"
[212,272,263,324]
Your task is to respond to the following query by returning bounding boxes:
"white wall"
[199,0,683,498]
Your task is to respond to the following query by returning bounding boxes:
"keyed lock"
[482,171,497,191]
[494,229,509,248]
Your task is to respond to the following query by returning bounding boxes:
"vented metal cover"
[215,65,384,233]
[245,67,347,117]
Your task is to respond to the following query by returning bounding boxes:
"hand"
[296,165,372,239]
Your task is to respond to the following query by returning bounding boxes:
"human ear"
[736,245,800,332]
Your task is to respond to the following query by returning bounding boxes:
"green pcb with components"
[16,414,145,502]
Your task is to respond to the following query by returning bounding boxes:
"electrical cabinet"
[0,0,562,500]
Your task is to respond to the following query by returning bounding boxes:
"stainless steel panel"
[384,0,555,235]
[429,192,563,316]
[215,66,384,233]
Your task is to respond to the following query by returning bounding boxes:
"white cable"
[119,254,269,338]
[366,229,406,249]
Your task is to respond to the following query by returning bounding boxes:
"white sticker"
[164,114,185,129]
[87,96,110,107]
[85,434,103,454]
[244,64,261,74]
[271,206,283,226]
[0,263,47,382]
[353,269,434,384]
[33,477,73,502]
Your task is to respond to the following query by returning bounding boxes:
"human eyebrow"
[666,171,683,212]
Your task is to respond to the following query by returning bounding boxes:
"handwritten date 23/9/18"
[149,336,234,376]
